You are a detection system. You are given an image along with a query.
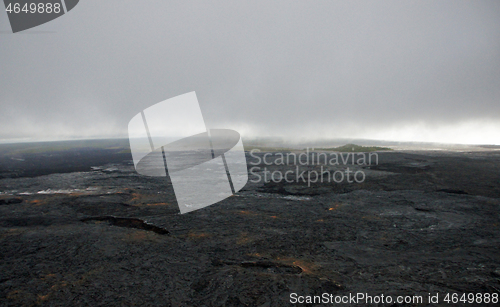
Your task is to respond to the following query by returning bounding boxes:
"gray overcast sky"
[1,0,499,144]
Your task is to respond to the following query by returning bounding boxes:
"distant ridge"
[313,144,392,152]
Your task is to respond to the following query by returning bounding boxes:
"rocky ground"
[0,147,499,306]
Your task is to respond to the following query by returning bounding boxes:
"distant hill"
[243,145,294,152]
[314,143,392,152]
[0,139,132,178]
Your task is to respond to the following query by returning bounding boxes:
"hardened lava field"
[1,142,500,306]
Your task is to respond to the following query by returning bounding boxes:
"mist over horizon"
[1,1,499,145]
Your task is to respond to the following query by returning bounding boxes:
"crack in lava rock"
[81,216,169,235]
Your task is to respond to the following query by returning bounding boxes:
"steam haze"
[1,0,499,144]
